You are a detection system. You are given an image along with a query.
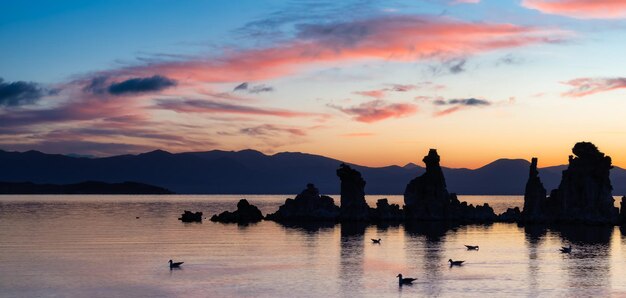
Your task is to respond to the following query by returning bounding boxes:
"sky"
[1,0,626,169]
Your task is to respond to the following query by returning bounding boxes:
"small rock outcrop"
[371,198,403,221]
[499,207,521,222]
[179,210,203,222]
[210,199,263,224]
[404,149,497,222]
[521,158,548,222]
[265,184,340,221]
[336,163,372,221]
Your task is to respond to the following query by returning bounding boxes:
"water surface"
[1,195,626,297]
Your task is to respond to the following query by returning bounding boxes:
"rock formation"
[521,158,548,222]
[336,163,372,221]
[621,196,626,224]
[210,199,264,224]
[522,142,619,224]
[404,149,496,222]
[178,210,203,222]
[371,198,403,221]
[265,183,340,221]
[498,207,521,222]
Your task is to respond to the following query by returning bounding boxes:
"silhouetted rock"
[178,210,202,222]
[404,149,497,222]
[265,183,340,221]
[620,196,626,224]
[499,207,522,222]
[545,142,617,224]
[336,164,372,221]
[522,158,548,222]
[210,199,263,224]
[371,198,403,221]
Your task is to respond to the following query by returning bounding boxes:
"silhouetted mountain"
[1,148,626,195]
[0,181,173,194]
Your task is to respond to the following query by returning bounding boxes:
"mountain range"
[2,148,626,195]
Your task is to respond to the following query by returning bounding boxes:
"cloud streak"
[329,100,417,123]
[431,97,491,116]
[562,77,626,97]
[522,0,626,19]
[154,98,324,118]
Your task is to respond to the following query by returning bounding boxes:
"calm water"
[1,195,626,297]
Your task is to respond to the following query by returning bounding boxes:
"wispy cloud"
[430,97,491,116]
[562,77,626,97]
[85,75,177,95]
[240,124,306,137]
[154,98,324,118]
[0,78,50,107]
[328,99,417,123]
[90,15,566,87]
[233,82,275,94]
[522,0,626,19]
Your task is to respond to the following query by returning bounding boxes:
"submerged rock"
[210,199,263,224]
[179,210,203,222]
[336,163,371,221]
[265,183,340,221]
[404,149,497,222]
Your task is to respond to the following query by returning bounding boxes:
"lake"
[1,195,626,297]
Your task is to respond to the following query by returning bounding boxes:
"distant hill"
[1,148,626,195]
[0,181,173,194]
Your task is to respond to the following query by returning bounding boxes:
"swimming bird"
[396,274,417,286]
[560,245,572,253]
[465,245,479,250]
[372,238,381,244]
[169,259,184,269]
[449,259,465,266]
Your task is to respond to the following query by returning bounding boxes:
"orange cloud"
[522,0,626,19]
[329,100,418,123]
[562,77,626,97]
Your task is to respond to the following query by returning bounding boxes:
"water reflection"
[339,222,367,297]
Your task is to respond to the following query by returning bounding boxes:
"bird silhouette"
[448,259,465,266]
[397,274,417,286]
[371,238,381,244]
[169,259,184,269]
[560,245,572,253]
[464,245,479,250]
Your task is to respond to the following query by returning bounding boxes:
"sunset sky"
[1,0,625,168]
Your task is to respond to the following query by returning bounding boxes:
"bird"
[449,259,465,266]
[396,274,417,286]
[169,259,184,269]
[371,238,381,244]
[560,245,572,253]
[465,245,479,250]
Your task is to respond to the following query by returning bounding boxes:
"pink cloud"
[434,106,462,116]
[354,90,387,99]
[94,15,565,85]
[329,100,418,123]
[522,0,626,19]
[562,77,626,97]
